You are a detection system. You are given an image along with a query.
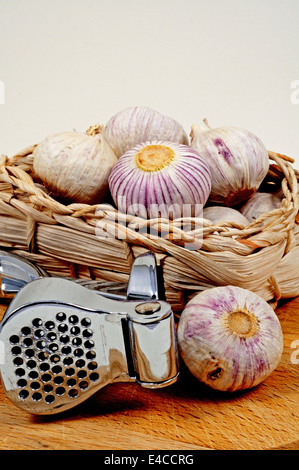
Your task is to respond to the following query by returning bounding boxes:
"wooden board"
[0,296,298,450]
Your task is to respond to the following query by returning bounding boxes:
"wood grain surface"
[0,296,298,451]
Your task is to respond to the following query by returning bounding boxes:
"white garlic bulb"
[240,192,282,222]
[190,120,269,206]
[104,106,189,158]
[178,286,283,392]
[203,206,249,226]
[108,140,212,219]
[33,125,117,204]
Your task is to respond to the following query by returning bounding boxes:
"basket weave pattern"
[0,145,298,311]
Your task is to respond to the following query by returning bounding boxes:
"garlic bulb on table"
[33,125,117,204]
[104,106,189,158]
[203,206,249,226]
[240,192,282,222]
[190,120,269,206]
[178,286,283,392]
[108,141,212,219]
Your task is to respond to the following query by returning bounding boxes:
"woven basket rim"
[0,147,298,243]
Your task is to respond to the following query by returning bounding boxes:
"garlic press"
[0,251,179,415]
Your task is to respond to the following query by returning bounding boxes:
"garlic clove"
[240,191,282,222]
[190,120,269,206]
[203,206,249,227]
[178,285,283,392]
[33,125,117,204]
[104,106,189,158]
[108,140,212,220]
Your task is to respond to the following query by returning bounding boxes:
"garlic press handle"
[126,252,159,300]
[0,250,48,298]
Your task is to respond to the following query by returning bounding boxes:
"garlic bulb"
[240,192,282,222]
[190,120,269,206]
[108,140,212,219]
[203,206,249,226]
[33,125,117,204]
[178,286,283,392]
[104,106,189,158]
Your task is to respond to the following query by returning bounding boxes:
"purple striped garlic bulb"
[104,106,189,158]
[108,141,212,219]
[178,286,283,392]
[190,120,269,206]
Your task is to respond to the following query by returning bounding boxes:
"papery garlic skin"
[190,121,269,206]
[108,140,211,219]
[203,206,249,226]
[105,106,189,158]
[240,192,282,222]
[33,126,117,204]
[178,286,283,392]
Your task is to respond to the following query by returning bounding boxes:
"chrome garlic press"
[0,251,179,415]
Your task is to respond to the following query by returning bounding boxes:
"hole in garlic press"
[68,389,79,398]
[21,327,31,336]
[13,357,23,366]
[19,390,29,400]
[45,321,55,330]
[58,323,68,333]
[53,376,64,385]
[27,360,36,369]
[28,371,38,380]
[41,373,52,383]
[17,379,27,388]
[25,349,35,358]
[55,387,65,396]
[69,315,79,324]
[52,365,62,374]
[30,381,40,391]
[9,335,19,345]
[63,357,73,366]
[32,392,42,401]
[72,337,82,346]
[11,346,22,355]
[45,395,55,404]
[56,312,66,322]
[77,370,87,379]
[15,368,25,377]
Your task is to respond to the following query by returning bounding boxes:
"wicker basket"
[0,145,298,312]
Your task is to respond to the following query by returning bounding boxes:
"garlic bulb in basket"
[105,106,189,157]
[190,120,269,206]
[108,141,212,219]
[33,125,117,204]
[240,192,282,222]
[178,286,283,392]
[203,206,249,226]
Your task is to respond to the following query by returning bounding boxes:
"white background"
[0,0,298,167]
